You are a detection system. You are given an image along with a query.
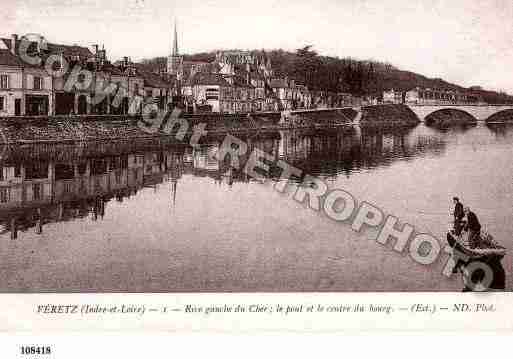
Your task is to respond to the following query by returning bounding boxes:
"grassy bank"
[485,109,513,123]
[283,108,357,127]
[424,109,477,128]
[360,104,420,128]
[0,110,359,144]
[0,118,154,143]
[0,112,283,144]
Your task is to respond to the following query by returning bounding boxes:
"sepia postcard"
[0,0,512,341]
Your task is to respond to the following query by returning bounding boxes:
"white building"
[0,34,53,116]
[382,89,404,104]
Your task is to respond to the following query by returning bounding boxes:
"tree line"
[141,46,513,104]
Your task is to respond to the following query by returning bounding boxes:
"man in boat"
[452,197,465,235]
[463,207,482,248]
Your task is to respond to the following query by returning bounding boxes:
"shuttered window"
[0,75,8,89]
[33,76,42,90]
[0,188,8,203]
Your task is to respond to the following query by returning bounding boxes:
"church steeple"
[167,18,183,79]
[172,20,179,56]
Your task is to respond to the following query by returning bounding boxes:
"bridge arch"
[485,109,513,123]
[424,108,477,127]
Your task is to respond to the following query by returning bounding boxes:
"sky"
[3,0,513,93]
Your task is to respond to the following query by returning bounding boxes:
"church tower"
[167,20,183,80]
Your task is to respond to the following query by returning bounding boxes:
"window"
[64,181,72,194]
[0,75,8,89]
[33,183,41,200]
[206,88,219,101]
[33,76,42,90]
[78,179,86,193]
[0,188,8,203]
[0,97,4,111]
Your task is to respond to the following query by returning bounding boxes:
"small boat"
[446,230,506,261]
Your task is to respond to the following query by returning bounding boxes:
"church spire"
[167,18,183,79]
[172,20,179,56]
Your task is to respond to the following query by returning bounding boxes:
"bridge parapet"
[406,104,513,121]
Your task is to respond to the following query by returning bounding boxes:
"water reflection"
[1,123,513,292]
[487,123,513,138]
[0,127,448,239]
[278,126,447,177]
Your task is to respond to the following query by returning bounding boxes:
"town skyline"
[3,0,513,94]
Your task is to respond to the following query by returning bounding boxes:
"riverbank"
[0,111,354,144]
[282,108,358,127]
[0,106,426,144]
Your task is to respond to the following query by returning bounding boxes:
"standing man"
[464,207,482,248]
[452,197,464,235]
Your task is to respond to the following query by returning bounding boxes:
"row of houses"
[175,49,304,113]
[176,50,363,113]
[167,23,354,113]
[1,30,374,118]
[0,32,323,117]
[0,33,177,117]
[383,87,483,105]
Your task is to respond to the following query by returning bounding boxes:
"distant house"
[215,50,255,65]
[270,78,294,110]
[136,65,175,111]
[405,87,481,105]
[109,57,145,115]
[0,34,54,116]
[187,72,231,113]
[182,60,219,82]
[0,32,153,117]
[46,40,95,115]
[229,74,255,113]
[295,84,312,109]
[383,89,404,104]
[0,36,26,116]
[250,71,266,112]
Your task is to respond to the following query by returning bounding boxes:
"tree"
[293,45,322,88]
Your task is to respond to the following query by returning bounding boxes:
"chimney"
[98,45,106,65]
[10,34,17,55]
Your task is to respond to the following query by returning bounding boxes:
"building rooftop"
[0,49,25,66]
[189,72,231,87]
[1,37,93,62]
[101,63,124,76]
[137,68,174,88]
[232,75,254,89]
[270,78,289,88]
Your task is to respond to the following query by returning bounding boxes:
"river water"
[0,122,511,292]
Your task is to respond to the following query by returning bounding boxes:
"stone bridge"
[405,104,513,122]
